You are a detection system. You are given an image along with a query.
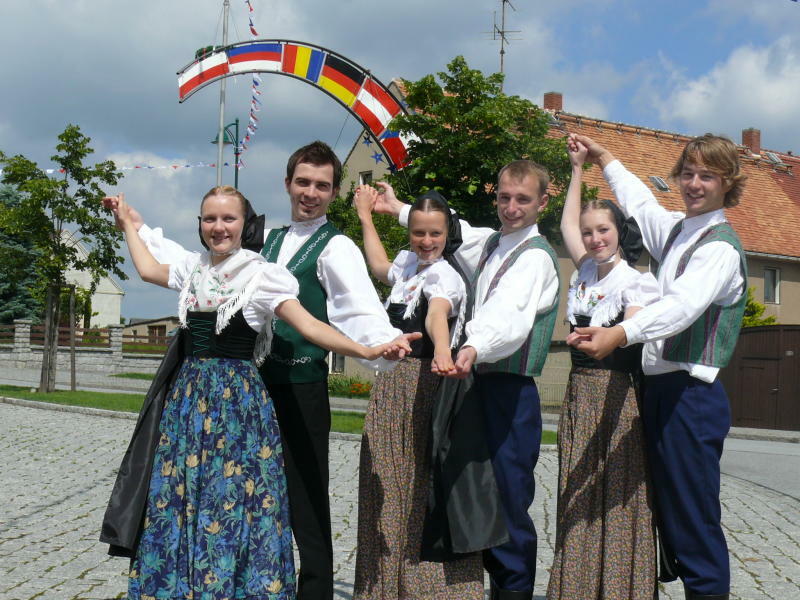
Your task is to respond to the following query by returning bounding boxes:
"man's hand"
[102,193,144,232]
[353,184,378,219]
[571,325,628,360]
[570,134,616,169]
[372,181,405,217]
[382,332,423,361]
[567,134,589,168]
[447,346,477,379]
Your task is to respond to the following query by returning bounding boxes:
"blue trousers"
[642,371,730,596]
[475,372,542,592]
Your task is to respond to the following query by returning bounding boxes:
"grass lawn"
[112,372,155,380]
[0,385,558,442]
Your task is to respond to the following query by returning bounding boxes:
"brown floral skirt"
[353,358,484,600]
[547,367,656,600]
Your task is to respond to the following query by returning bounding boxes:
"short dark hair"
[286,140,343,189]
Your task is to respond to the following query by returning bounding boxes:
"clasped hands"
[566,325,628,360]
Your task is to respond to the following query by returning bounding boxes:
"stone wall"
[0,319,164,374]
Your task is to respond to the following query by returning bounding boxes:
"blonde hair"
[497,160,549,196]
[670,134,747,208]
[201,185,247,214]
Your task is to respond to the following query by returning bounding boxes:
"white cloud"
[650,36,800,152]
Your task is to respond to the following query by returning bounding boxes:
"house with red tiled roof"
[342,90,799,406]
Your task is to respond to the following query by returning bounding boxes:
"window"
[359,171,373,185]
[764,267,780,304]
[329,351,346,374]
[148,324,167,343]
[649,175,670,192]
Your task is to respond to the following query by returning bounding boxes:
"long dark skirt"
[127,357,295,600]
[354,358,483,600]
[547,367,656,600]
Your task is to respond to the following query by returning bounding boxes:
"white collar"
[498,223,539,249]
[289,215,327,232]
[682,209,726,235]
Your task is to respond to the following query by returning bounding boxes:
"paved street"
[1,400,799,599]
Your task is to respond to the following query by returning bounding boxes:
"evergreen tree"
[0,185,41,323]
[742,286,777,328]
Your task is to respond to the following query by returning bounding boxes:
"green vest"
[473,232,560,377]
[656,221,747,367]
[259,222,342,383]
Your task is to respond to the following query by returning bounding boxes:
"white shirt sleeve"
[138,224,195,265]
[620,241,743,345]
[621,272,661,310]
[422,261,465,317]
[386,250,415,286]
[603,160,684,261]
[464,248,558,363]
[167,253,201,292]
[316,235,403,371]
[244,262,300,320]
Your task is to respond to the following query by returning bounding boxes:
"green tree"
[385,55,581,236]
[0,185,42,323]
[742,286,777,328]
[0,124,125,391]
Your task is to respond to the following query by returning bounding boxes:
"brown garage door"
[719,325,800,431]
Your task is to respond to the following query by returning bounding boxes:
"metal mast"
[215,0,230,186]
[492,0,520,91]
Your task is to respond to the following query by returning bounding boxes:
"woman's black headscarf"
[411,190,463,258]
[600,199,643,266]
[198,196,265,253]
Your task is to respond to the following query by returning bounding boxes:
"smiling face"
[409,209,448,263]
[496,171,548,234]
[285,162,338,222]
[679,160,732,218]
[580,207,619,262]
[200,194,245,257]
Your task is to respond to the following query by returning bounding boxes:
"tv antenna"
[488,0,521,91]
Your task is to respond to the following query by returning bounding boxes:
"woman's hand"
[102,193,144,232]
[354,185,378,219]
[567,134,588,169]
[431,348,455,375]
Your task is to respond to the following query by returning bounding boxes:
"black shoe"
[684,591,729,600]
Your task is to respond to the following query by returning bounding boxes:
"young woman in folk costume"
[351,184,484,600]
[102,187,406,600]
[546,137,660,599]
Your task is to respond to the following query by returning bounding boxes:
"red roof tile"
[549,113,800,258]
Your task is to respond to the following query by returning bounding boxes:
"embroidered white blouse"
[386,250,467,346]
[566,259,659,327]
[139,215,402,370]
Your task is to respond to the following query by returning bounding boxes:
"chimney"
[543,91,563,111]
[742,128,761,155]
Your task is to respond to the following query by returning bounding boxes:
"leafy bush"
[328,374,373,398]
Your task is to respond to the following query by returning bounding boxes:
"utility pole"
[491,0,520,91]
[215,0,230,186]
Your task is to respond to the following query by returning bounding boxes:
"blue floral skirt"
[128,357,296,600]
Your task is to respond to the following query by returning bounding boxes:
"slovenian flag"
[179,52,230,100]
[319,54,365,107]
[227,42,282,74]
[282,43,324,83]
[379,130,419,169]
[353,78,402,137]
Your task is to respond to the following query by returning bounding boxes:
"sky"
[1,0,799,321]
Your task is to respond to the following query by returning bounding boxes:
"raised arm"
[354,184,393,284]
[104,194,170,287]
[561,135,590,268]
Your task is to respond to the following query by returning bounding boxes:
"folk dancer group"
[100,130,746,600]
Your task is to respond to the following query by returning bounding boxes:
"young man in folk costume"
[376,159,560,600]
[126,141,409,600]
[570,133,747,600]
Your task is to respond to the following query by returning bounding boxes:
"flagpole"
[215,0,230,186]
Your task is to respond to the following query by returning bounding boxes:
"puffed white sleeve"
[422,262,465,317]
[246,262,300,319]
[387,250,415,286]
[621,272,661,310]
[167,252,202,292]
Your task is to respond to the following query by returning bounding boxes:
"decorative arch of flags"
[177,39,418,170]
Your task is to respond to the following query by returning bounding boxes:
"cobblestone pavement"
[1,402,798,600]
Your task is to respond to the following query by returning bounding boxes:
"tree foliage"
[742,286,778,328]
[0,186,42,323]
[0,124,125,390]
[385,55,579,237]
